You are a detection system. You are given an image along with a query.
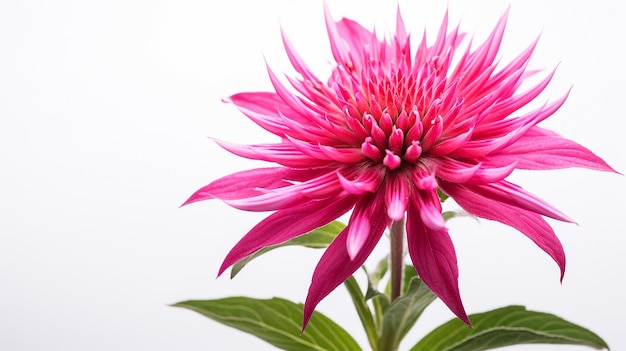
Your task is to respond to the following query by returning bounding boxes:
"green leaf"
[368,256,389,290]
[362,260,391,334]
[442,211,458,221]
[411,305,609,351]
[344,276,380,351]
[442,210,475,222]
[230,221,346,278]
[437,188,449,202]
[402,265,418,295]
[174,297,362,351]
[378,277,437,351]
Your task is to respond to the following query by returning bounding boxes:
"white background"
[1,0,624,350]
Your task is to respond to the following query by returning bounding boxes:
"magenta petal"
[224,171,343,212]
[214,139,330,168]
[406,197,470,325]
[335,17,372,67]
[416,191,446,230]
[469,162,517,184]
[491,132,618,172]
[318,143,367,163]
[384,173,410,221]
[337,167,385,195]
[345,197,376,259]
[281,28,320,82]
[323,2,349,66]
[227,92,292,136]
[303,192,389,329]
[182,167,295,205]
[465,180,575,223]
[440,182,566,280]
[219,194,357,276]
[427,157,481,183]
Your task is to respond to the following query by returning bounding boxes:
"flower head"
[184,5,615,327]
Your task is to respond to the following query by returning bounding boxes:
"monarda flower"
[184,5,615,327]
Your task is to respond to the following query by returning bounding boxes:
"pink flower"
[184,5,615,327]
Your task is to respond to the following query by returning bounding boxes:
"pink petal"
[213,139,330,168]
[319,143,368,163]
[182,167,294,205]
[224,171,343,212]
[285,135,357,162]
[345,194,382,259]
[482,37,539,94]
[335,17,372,67]
[448,129,518,159]
[280,28,320,82]
[411,169,445,230]
[426,156,481,183]
[464,180,575,223]
[226,92,291,136]
[279,111,342,145]
[303,192,389,329]
[218,194,357,276]
[482,66,555,123]
[430,125,474,156]
[337,167,385,195]
[323,2,350,67]
[406,197,470,325]
[490,132,618,172]
[469,162,517,184]
[266,63,320,123]
[473,91,569,141]
[461,7,508,84]
[440,182,566,280]
[384,173,410,221]
[394,5,409,49]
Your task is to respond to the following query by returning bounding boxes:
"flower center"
[336,69,441,170]
[359,108,424,170]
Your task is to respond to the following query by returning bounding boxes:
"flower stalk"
[389,218,405,302]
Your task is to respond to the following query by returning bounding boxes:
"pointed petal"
[425,156,481,183]
[218,194,357,276]
[226,92,291,136]
[335,17,372,67]
[469,162,517,184]
[410,168,446,230]
[285,135,362,163]
[406,197,470,325]
[214,139,330,168]
[281,28,321,82]
[345,194,382,259]
[464,7,508,81]
[324,2,349,66]
[303,192,389,329]
[266,63,319,122]
[490,132,618,172]
[182,167,308,206]
[224,171,343,211]
[337,166,385,195]
[440,182,566,280]
[430,125,474,156]
[465,180,575,223]
[318,143,368,163]
[394,4,408,45]
[384,173,410,221]
[473,91,570,141]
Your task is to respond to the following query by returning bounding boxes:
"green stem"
[389,218,405,301]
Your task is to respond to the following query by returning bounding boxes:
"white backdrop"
[1,0,624,350]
